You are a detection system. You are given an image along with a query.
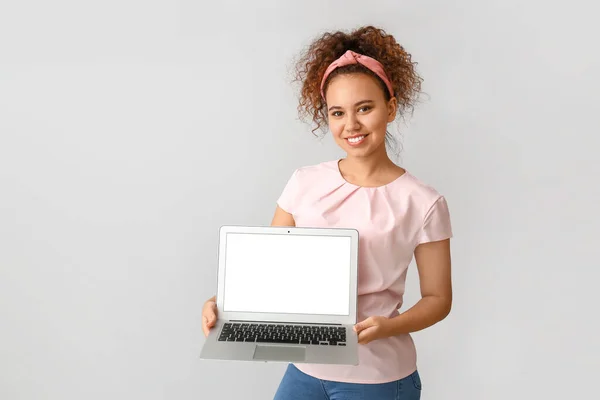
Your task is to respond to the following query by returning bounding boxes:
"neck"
[341,146,396,180]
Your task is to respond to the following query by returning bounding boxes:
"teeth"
[348,135,365,143]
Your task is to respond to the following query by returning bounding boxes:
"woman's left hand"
[353,316,392,345]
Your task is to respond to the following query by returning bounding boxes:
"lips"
[345,134,368,146]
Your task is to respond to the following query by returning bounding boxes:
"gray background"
[1,0,598,399]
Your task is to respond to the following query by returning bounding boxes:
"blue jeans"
[273,364,422,400]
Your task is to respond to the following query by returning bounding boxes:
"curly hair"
[293,26,423,138]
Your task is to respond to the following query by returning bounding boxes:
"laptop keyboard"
[218,323,347,346]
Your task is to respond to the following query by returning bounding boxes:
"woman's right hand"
[202,296,218,337]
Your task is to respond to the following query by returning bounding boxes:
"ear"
[387,97,398,122]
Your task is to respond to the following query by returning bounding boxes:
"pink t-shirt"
[276,159,453,384]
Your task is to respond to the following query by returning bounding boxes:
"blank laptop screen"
[222,232,352,316]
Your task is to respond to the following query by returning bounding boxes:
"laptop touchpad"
[253,345,306,362]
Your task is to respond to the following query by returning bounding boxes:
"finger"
[207,315,216,328]
[357,326,377,344]
[205,302,218,319]
[203,300,217,317]
[202,316,209,337]
[354,317,373,332]
[357,331,371,345]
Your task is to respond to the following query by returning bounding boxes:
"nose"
[345,113,361,133]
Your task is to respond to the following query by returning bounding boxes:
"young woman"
[202,25,453,400]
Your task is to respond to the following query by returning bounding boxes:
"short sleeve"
[276,169,299,214]
[417,196,453,244]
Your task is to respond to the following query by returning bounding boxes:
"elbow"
[437,296,453,322]
[441,302,452,320]
[442,299,452,319]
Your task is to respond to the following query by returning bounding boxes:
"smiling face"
[325,73,397,159]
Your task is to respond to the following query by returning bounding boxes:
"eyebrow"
[328,100,374,111]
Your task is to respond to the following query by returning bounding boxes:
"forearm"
[386,295,451,336]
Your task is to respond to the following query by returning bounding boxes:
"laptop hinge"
[229,319,343,326]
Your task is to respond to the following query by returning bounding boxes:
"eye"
[358,106,372,112]
[331,111,343,117]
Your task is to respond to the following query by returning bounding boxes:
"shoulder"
[400,171,444,200]
[278,159,339,197]
[277,160,341,214]
[286,159,340,184]
[295,159,338,175]
[400,172,453,242]
[398,171,449,214]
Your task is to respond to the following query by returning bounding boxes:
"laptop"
[199,225,359,365]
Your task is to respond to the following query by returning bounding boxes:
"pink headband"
[320,49,394,100]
